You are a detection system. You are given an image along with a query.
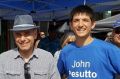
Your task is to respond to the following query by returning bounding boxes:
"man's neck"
[19,48,34,62]
[75,36,94,47]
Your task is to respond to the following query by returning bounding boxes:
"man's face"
[70,13,95,38]
[113,28,120,46]
[13,29,37,52]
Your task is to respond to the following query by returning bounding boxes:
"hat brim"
[113,26,120,29]
[10,26,39,32]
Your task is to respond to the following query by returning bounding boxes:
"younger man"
[57,5,120,79]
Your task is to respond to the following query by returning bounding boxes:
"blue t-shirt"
[57,38,120,79]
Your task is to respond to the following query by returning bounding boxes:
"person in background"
[105,20,120,79]
[34,28,41,48]
[40,31,46,38]
[106,20,120,47]
[34,28,46,48]
[38,27,60,55]
[105,31,112,42]
[54,32,76,62]
[54,32,75,79]
[57,5,120,79]
[0,15,60,79]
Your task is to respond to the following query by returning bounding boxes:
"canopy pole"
[84,0,86,5]
[32,1,35,12]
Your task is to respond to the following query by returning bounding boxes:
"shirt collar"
[12,49,20,60]
[14,48,39,59]
[32,48,39,58]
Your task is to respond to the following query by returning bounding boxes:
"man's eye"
[24,31,31,36]
[15,33,21,36]
[83,19,90,22]
[24,33,30,36]
[73,19,79,22]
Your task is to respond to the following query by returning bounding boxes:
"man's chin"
[19,47,30,52]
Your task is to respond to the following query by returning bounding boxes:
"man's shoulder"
[63,42,75,49]
[40,36,49,42]
[0,48,17,59]
[60,43,76,55]
[95,38,115,47]
[35,48,54,62]
[93,38,120,52]
[0,48,17,55]
[35,48,53,58]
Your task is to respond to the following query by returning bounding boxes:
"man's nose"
[78,20,84,27]
[20,35,26,41]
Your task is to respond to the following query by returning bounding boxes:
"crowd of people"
[0,5,120,79]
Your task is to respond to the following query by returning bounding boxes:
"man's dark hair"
[69,5,95,22]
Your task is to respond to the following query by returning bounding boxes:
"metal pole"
[84,0,86,5]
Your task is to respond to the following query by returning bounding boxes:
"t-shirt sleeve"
[107,45,120,74]
[57,51,66,77]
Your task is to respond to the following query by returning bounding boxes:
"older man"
[0,15,60,79]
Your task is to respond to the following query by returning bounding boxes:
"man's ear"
[34,29,37,39]
[91,21,96,29]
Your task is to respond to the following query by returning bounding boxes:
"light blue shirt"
[0,48,60,79]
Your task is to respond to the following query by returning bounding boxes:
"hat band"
[14,24,35,27]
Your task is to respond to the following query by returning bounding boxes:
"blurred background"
[0,0,120,53]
